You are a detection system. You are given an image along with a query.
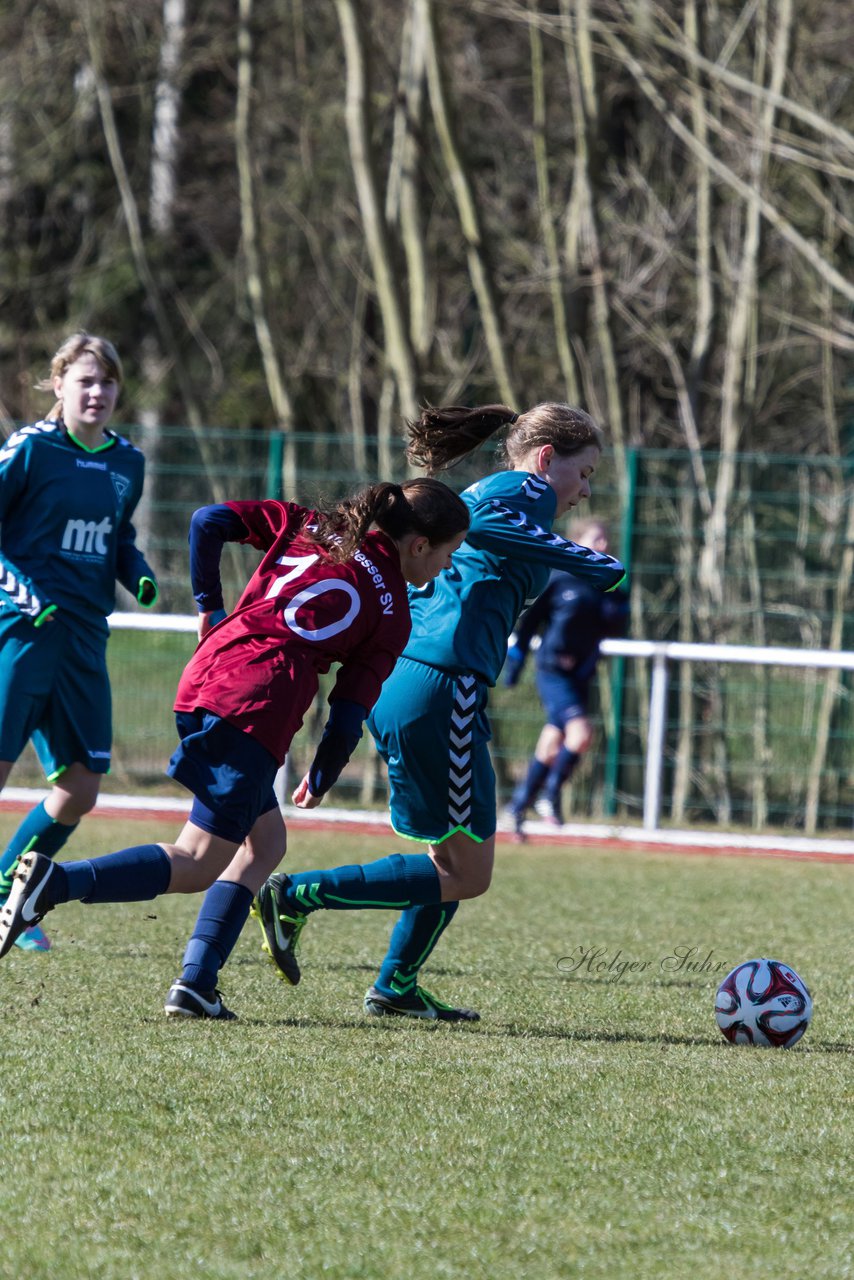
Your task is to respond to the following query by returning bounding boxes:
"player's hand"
[292,774,323,809]
[137,576,159,608]
[198,608,227,641]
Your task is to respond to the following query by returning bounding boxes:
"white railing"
[109,615,854,837]
[600,638,854,831]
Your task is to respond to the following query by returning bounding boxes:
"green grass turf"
[1,816,850,1280]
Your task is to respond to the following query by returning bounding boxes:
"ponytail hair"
[407,401,603,474]
[406,404,517,474]
[305,477,469,563]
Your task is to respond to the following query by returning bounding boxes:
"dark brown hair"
[306,478,469,563]
[406,402,604,474]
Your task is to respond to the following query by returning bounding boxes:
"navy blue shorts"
[167,710,279,844]
[535,669,590,730]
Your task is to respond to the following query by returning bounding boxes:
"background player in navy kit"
[253,403,626,1022]
[504,519,630,840]
[0,333,157,950]
[0,480,469,1020]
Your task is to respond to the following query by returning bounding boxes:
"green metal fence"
[7,425,851,836]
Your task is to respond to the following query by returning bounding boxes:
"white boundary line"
[1,787,852,858]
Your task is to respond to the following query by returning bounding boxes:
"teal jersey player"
[404,468,625,685]
[253,402,626,1026]
[0,419,152,640]
[0,333,157,953]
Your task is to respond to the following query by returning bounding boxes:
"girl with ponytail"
[0,479,469,1022]
[254,402,627,1024]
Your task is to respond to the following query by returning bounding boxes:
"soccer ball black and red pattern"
[715,958,813,1048]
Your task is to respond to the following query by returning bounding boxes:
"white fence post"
[644,648,669,831]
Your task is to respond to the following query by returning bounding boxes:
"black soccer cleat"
[251,875,306,986]
[0,852,61,959]
[164,980,237,1020]
[364,984,480,1023]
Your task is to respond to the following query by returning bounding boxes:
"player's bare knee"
[566,718,593,755]
[535,725,562,764]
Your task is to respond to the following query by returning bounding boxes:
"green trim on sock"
[390,970,418,995]
[412,907,454,969]
[325,894,412,909]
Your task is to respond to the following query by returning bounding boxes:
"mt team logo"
[62,516,113,557]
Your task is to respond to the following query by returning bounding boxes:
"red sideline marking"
[1,799,851,863]
[0,799,187,825]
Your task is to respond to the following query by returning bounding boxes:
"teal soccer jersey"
[0,419,155,777]
[0,419,153,640]
[402,470,625,685]
[368,470,625,842]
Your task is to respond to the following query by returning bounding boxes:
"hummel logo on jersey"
[62,516,113,556]
[76,458,107,470]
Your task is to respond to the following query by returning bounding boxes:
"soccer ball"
[714,958,812,1048]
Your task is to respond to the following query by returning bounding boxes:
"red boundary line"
[1,799,850,864]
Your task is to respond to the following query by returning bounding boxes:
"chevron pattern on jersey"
[0,562,42,617]
[520,473,549,502]
[448,674,477,829]
[0,420,56,465]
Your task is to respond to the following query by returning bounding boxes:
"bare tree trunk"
[805,478,854,831]
[149,0,185,238]
[388,2,431,361]
[699,0,794,622]
[529,0,578,403]
[742,501,769,829]
[0,94,19,425]
[347,283,369,475]
[672,480,696,823]
[559,0,625,484]
[422,0,516,407]
[683,0,715,438]
[237,0,297,497]
[135,0,187,569]
[83,0,206,435]
[335,0,419,422]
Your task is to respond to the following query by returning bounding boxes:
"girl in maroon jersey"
[0,479,469,1020]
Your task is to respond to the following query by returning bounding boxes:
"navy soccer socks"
[544,747,579,806]
[58,844,173,903]
[511,758,549,814]
[179,880,254,992]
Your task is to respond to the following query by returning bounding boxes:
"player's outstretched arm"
[469,498,626,592]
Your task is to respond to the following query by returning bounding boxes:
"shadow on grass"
[232,1009,851,1055]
